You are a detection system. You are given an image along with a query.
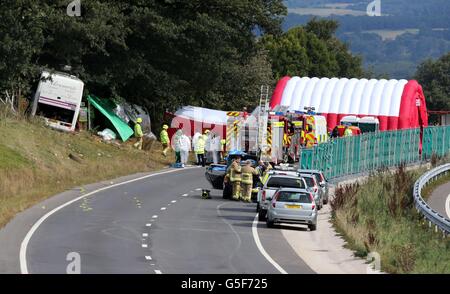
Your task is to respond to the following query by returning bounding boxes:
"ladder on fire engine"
[258,85,270,157]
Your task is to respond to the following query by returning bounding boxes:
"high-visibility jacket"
[220,139,226,152]
[229,161,242,182]
[241,165,258,185]
[134,123,143,138]
[160,129,169,144]
[305,133,316,148]
[261,172,270,185]
[344,128,353,137]
[195,136,206,154]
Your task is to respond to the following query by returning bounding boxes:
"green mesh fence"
[300,126,450,179]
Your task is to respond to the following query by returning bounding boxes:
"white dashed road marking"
[161,207,166,211]
[152,215,158,219]
[145,256,152,261]
[171,200,177,203]
[142,244,148,248]
[182,194,189,197]
[142,233,148,237]
[154,270,162,274]
[195,188,202,191]
[20,167,197,274]
[146,223,152,227]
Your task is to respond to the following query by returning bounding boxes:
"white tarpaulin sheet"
[174,106,228,125]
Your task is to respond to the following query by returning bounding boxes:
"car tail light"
[320,174,325,182]
[262,190,266,201]
[309,193,315,210]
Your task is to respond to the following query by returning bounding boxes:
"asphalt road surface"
[428,180,450,220]
[23,167,314,274]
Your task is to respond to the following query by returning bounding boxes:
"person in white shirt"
[179,133,191,166]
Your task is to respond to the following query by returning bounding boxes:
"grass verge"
[0,109,173,228]
[331,165,450,273]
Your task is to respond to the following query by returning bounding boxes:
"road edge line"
[252,214,288,274]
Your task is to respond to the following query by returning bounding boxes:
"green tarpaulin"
[87,95,134,142]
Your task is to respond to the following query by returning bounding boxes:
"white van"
[340,116,379,133]
[32,71,84,132]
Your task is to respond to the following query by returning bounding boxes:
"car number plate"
[285,204,301,209]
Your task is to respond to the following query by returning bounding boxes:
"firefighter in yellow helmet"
[229,156,242,200]
[160,124,170,157]
[240,160,259,202]
[133,117,144,150]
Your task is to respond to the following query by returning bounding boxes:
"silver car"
[266,188,318,231]
[257,173,307,221]
[299,173,323,210]
[298,169,329,204]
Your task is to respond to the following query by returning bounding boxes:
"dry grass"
[0,111,174,228]
[331,166,450,273]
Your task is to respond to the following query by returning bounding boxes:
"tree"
[0,1,287,129]
[415,52,450,111]
[0,0,45,104]
[263,19,363,79]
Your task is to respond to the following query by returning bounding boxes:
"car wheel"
[258,209,267,221]
[308,224,317,231]
[266,219,274,228]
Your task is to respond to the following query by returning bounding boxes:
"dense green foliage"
[263,18,363,79]
[0,0,287,127]
[0,1,369,130]
[415,53,450,111]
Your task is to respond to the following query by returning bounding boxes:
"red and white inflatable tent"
[270,76,428,131]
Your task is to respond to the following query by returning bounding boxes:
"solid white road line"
[446,194,450,219]
[154,270,162,274]
[252,214,288,274]
[19,167,197,274]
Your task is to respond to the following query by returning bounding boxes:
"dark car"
[204,152,259,199]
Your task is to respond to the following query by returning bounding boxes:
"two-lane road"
[22,167,314,274]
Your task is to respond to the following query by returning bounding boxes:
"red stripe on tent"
[270,76,290,110]
[398,80,428,130]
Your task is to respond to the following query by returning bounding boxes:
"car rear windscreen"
[276,192,311,203]
[302,177,316,188]
[266,177,305,189]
